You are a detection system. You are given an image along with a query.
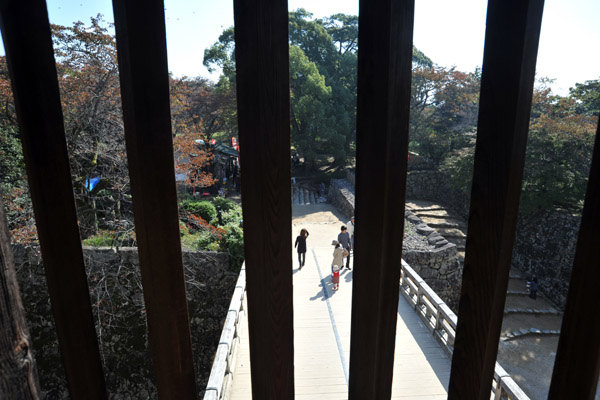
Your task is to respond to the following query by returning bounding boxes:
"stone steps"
[503,328,561,341]
[504,308,560,316]
[292,187,324,205]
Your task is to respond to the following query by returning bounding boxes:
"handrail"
[207,259,528,399]
[400,260,530,400]
[204,263,246,400]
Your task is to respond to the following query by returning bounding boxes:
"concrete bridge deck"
[229,204,451,399]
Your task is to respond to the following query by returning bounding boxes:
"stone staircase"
[291,184,325,205]
[405,200,467,260]
[406,198,565,399]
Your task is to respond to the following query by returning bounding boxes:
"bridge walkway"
[229,204,450,399]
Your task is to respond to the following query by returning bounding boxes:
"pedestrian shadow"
[310,276,336,301]
[342,269,353,282]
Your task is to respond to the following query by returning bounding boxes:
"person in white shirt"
[346,216,355,250]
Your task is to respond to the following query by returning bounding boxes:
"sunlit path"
[229,204,450,399]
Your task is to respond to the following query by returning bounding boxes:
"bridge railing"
[204,263,246,400]
[400,260,530,400]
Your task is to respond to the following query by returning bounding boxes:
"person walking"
[337,226,351,270]
[294,228,309,269]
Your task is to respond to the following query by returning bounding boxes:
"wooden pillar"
[448,0,545,398]
[233,0,295,398]
[349,0,414,398]
[0,0,107,397]
[548,122,600,400]
[0,188,42,399]
[112,0,197,397]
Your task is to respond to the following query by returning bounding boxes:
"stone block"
[416,223,435,235]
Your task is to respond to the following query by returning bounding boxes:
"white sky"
[1,0,599,95]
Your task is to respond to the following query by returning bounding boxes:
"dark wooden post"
[349,0,414,398]
[233,0,295,398]
[0,188,42,399]
[0,0,107,397]
[111,0,197,398]
[448,0,544,398]
[548,123,600,399]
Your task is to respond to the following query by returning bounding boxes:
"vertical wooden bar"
[0,189,42,398]
[348,0,414,398]
[0,1,107,397]
[448,0,544,398]
[233,0,294,398]
[111,0,197,397]
[548,124,600,399]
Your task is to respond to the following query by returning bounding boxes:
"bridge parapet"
[400,260,530,400]
[204,263,246,400]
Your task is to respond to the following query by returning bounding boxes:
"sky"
[1,0,599,96]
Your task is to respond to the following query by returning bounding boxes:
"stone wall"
[347,168,470,219]
[512,211,581,310]
[403,210,462,311]
[405,170,470,219]
[328,179,355,220]
[12,245,236,399]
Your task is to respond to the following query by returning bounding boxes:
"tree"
[0,188,41,399]
[173,131,216,196]
[569,78,600,117]
[409,65,480,165]
[520,82,596,211]
[51,16,129,236]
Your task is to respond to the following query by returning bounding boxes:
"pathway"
[229,203,451,399]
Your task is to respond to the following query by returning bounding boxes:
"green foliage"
[223,223,244,271]
[212,196,237,213]
[409,66,480,165]
[442,143,475,194]
[178,198,244,269]
[180,200,217,222]
[519,87,596,212]
[82,229,136,248]
[0,126,25,188]
[442,81,596,214]
[569,79,600,117]
[220,207,243,226]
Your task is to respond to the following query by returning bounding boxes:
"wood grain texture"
[448,0,544,399]
[0,1,107,397]
[0,188,42,399]
[349,0,414,398]
[233,0,295,398]
[548,122,600,400]
[111,0,197,397]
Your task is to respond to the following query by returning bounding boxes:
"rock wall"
[403,210,462,311]
[512,211,581,310]
[328,179,355,220]
[347,168,469,219]
[12,245,236,399]
[405,170,470,219]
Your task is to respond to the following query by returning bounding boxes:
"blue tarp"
[85,177,101,191]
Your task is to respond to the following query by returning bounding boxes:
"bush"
[180,200,217,223]
[220,207,243,226]
[212,196,237,213]
[196,230,221,251]
[82,229,136,248]
[223,223,244,271]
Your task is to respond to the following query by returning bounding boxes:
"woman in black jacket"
[294,228,309,269]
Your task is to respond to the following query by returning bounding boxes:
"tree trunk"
[0,188,42,399]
